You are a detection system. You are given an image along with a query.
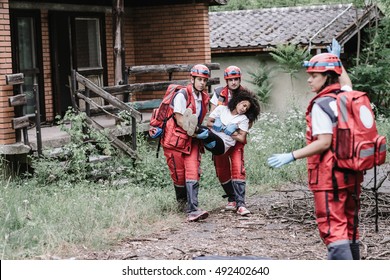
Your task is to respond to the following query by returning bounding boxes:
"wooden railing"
[71,63,221,158]
[6,73,43,155]
[70,70,141,159]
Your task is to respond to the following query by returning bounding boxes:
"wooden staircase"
[70,63,220,159]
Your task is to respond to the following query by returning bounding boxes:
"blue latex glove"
[224,123,238,136]
[267,153,295,168]
[149,127,163,139]
[196,129,209,139]
[212,117,223,132]
[205,141,216,149]
[327,38,341,58]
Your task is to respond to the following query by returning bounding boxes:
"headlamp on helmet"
[224,66,242,80]
[190,64,210,79]
[303,53,342,75]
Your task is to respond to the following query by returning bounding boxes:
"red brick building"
[0,0,223,149]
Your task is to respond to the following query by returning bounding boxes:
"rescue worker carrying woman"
[267,40,363,260]
[210,66,252,215]
[158,64,210,222]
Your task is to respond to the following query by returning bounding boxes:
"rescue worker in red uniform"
[267,41,363,260]
[210,66,251,216]
[160,64,210,222]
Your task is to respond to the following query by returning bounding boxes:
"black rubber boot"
[174,185,187,212]
[186,180,199,213]
[327,242,353,260]
[221,181,235,202]
[350,242,360,260]
[232,180,246,208]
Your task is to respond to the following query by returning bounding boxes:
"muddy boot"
[350,242,360,260]
[174,185,187,212]
[327,242,353,260]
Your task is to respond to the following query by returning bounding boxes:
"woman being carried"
[182,89,260,156]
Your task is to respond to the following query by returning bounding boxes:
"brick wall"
[41,10,54,122]
[0,2,212,146]
[127,3,211,101]
[0,0,15,145]
[105,13,114,86]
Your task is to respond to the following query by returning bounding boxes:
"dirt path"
[80,181,390,260]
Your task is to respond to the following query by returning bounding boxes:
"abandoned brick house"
[0,0,225,156]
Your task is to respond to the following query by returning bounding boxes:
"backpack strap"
[314,95,338,123]
[213,86,223,99]
[352,173,359,242]
[315,92,340,201]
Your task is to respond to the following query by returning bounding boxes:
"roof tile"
[210,4,369,50]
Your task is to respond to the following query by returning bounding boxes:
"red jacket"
[161,85,209,154]
[306,84,363,191]
[213,85,245,106]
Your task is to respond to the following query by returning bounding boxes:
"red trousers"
[163,139,201,186]
[213,142,246,183]
[313,184,361,246]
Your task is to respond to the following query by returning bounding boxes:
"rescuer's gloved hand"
[327,38,341,58]
[212,117,223,132]
[149,127,163,138]
[196,129,209,139]
[267,153,295,168]
[224,123,238,136]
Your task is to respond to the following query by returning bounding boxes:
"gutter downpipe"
[308,3,353,54]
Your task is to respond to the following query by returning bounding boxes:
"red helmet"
[190,64,210,78]
[224,66,241,80]
[303,53,342,75]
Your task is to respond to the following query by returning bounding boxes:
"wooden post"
[113,0,125,85]
[70,70,78,110]
[34,84,42,156]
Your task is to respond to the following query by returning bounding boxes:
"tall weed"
[246,108,307,187]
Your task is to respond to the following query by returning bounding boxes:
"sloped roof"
[210,4,379,52]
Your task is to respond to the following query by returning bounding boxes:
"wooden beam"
[74,99,162,116]
[9,94,27,106]
[12,116,30,130]
[6,73,24,85]
[131,99,162,110]
[104,77,220,95]
[75,72,142,121]
[113,0,125,85]
[127,63,220,75]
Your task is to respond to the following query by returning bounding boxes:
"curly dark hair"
[227,89,261,122]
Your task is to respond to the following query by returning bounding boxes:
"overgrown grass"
[246,108,307,187]
[1,108,388,259]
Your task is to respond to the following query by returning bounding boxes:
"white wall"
[211,55,316,114]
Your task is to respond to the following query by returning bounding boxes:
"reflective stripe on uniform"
[339,95,348,123]
[359,147,375,158]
